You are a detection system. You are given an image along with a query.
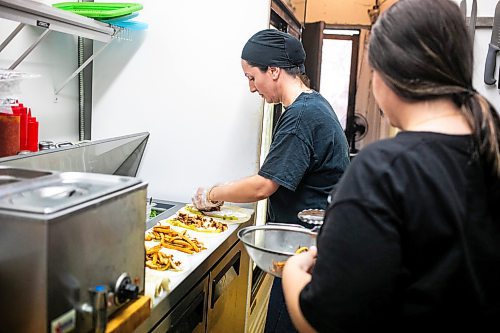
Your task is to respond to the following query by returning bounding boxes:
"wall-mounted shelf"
[0,0,115,42]
[0,0,118,94]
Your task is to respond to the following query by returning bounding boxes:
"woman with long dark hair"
[282,0,500,332]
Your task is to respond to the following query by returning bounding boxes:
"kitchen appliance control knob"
[114,273,139,304]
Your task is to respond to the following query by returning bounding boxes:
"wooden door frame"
[302,22,324,92]
[271,0,303,36]
[269,0,304,129]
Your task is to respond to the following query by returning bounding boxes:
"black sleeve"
[299,199,403,332]
[259,133,312,191]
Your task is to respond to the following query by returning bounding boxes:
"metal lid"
[0,172,140,214]
[38,141,56,150]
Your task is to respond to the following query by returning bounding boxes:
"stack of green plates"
[52,2,143,20]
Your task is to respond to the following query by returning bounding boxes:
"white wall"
[92,0,271,202]
[452,0,500,109]
[0,0,80,143]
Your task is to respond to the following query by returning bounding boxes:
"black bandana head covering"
[241,29,306,74]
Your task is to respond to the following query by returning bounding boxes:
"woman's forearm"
[209,175,278,203]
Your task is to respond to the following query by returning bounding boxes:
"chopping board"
[105,296,150,333]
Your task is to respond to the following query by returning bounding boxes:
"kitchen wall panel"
[92,0,272,202]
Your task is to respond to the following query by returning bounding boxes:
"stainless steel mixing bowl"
[237,224,317,278]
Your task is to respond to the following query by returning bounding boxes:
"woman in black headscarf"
[193,29,349,225]
[192,29,350,332]
[282,0,500,332]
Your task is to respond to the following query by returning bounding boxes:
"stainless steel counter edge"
[136,201,255,333]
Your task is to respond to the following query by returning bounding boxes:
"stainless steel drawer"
[151,275,209,333]
[206,241,251,333]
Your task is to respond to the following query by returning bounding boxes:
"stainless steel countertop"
[136,199,255,332]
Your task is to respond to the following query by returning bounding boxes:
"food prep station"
[0,134,255,333]
[138,200,254,333]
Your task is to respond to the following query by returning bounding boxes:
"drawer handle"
[211,251,241,308]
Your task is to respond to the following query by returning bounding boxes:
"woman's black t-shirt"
[299,131,500,332]
[259,91,350,226]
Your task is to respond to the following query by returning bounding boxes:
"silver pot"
[237,224,317,278]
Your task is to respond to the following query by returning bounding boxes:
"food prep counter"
[136,199,255,333]
[0,136,255,332]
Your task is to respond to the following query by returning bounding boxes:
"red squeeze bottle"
[11,104,28,150]
[27,109,39,152]
[20,105,28,150]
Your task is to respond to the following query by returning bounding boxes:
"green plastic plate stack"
[52,2,143,20]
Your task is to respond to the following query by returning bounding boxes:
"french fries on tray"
[145,245,182,271]
[144,210,225,271]
[145,225,206,254]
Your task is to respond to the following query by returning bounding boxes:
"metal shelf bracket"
[55,41,112,95]
[0,23,25,53]
[8,29,51,70]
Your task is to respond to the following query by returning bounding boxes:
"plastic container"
[107,19,148,30]
[100,12,138,23]
[52,2,143,19]
[0,114,20,157]
[0,70,40,100]
[145,200,156,221]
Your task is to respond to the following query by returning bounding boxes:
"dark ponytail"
[284,66,311,88]
[465,93,500,176]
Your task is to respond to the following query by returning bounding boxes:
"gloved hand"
[191,186,223,212]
